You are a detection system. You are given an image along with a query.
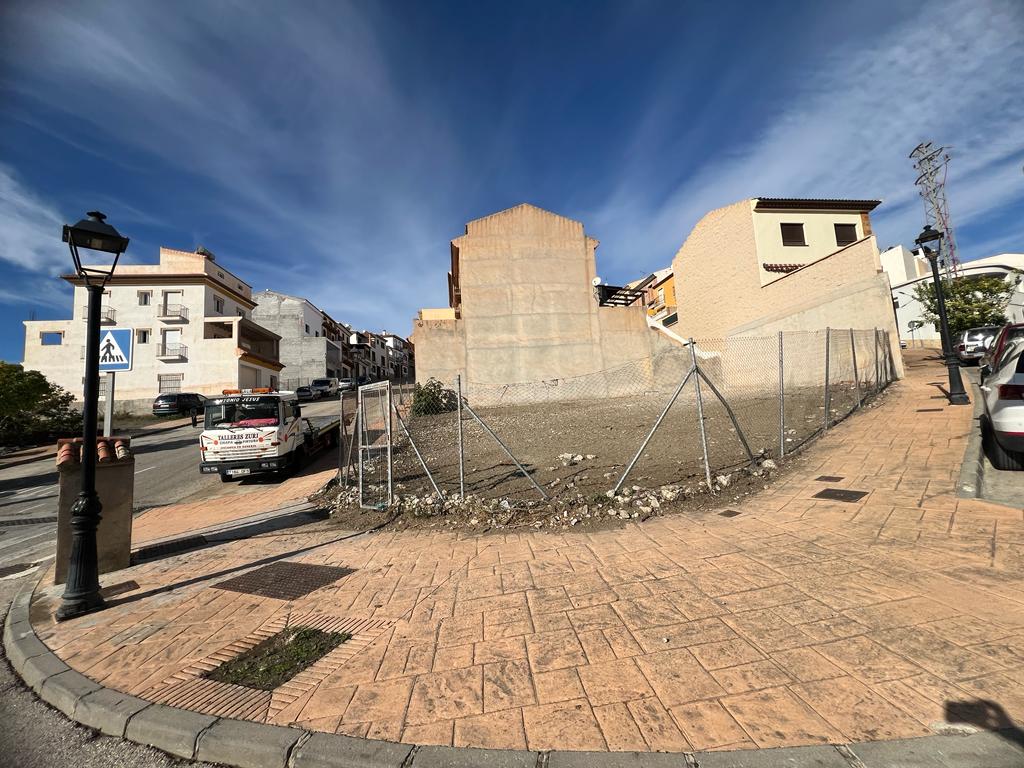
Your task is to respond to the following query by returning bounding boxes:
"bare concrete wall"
[414,204,678,401]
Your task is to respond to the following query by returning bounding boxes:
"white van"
[310,377,340,398]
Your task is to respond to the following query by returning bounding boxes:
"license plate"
[226,468,251,477]
[965,345,977,352]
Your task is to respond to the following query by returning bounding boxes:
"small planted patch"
[203,627,350,691]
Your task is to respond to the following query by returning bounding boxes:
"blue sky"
[1,0,1022,363]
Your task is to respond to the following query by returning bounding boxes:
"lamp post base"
[56,492,106,622]
[943,355,971,406]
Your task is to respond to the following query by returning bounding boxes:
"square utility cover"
[214,562,355,601]
[813,488,868,503]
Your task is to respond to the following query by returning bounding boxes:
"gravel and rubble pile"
[321,455,782,534]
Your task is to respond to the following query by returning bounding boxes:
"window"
[236,309,245,318]
[158,373,184,393]
[834,223,858,247]
[214,296,225,313]
[138,291,152,306]
[780,223,806,246]
[305,323,310,334]
[136,329,150,344]
[217,270,225,278]
[40,331,63,345]
[315,330,319,337]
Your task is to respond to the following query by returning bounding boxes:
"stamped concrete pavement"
[20,351,1024,760]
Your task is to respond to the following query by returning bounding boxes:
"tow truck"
[199,388,340,481]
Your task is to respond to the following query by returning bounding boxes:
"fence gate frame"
[357,380,393,509]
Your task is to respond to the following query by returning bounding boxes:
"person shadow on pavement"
[945,699,1024,749]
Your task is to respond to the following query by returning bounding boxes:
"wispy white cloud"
[0,165,66,274]
[588,0,1024,275]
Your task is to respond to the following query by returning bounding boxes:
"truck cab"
[199,388,305,481]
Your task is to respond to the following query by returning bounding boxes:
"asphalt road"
[0,394,353,764]
[0,394,348,579]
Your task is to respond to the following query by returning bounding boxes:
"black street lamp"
[57,212,129,621]
[916,224,970,406]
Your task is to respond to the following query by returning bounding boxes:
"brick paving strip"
[5,351,1024,767]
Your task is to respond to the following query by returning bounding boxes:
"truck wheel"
[982,417,1024,471]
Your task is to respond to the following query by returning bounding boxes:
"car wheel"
[982,417,1024,471]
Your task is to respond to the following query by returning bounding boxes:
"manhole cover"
[916,408,944,412]
[813,488,868,503]
[0,517,58,527]
[718,510,741,518]
[815,475,844,482]
[213,562,355,601]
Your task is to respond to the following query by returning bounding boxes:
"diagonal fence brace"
[392,402,441,498]
[461,400,549,501]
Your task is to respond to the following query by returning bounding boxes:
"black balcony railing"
[158,304,189,320]
[594,284,644,307]
[156,343,188,359]
[81,306,116,323]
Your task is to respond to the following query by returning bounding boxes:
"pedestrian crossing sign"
[98,328,133,372]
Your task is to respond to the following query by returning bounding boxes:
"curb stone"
[289,731,414,768]
[411,745,539,767]
[39,668,102,717]
[5,571,1024,768]
[124,702,219,759]
[196,717,305,768]
[73,687,152,737]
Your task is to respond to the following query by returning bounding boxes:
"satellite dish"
[592,276,603,286]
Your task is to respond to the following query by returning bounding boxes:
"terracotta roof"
[56,437,132,467]
[754,198,881,212]
[763,263,806,274]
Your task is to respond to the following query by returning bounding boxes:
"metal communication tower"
[910,142,960,275]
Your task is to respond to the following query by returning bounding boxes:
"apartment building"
[252,290,347,387]
[23,247,283,411]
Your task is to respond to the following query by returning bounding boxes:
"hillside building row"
[22,247,413,412]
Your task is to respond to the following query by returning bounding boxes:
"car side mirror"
[191,413,199,428]
[293,405,301,418]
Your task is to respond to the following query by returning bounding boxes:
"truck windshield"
[205,398,280,429]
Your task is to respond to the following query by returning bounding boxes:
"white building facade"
[252,290,347,388]
[23,247,283,412]
[882,247,1024,345]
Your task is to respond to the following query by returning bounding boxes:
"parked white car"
[980,338,1024,471]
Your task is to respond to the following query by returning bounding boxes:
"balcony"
[594,284,644,307]
[81,306,116,323]
[156,343,188,360]
[158,304,190,322]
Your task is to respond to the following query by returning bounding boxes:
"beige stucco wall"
[413,204,677,401]
[671,201,903,379]
[751,205,866,285]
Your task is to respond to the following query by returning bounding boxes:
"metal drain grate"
[916,408,944,412]
[718,510,741,518]
[213,562,355,601]
[815,475,844,482]
[813,488,868,503]
[0,517,58,527]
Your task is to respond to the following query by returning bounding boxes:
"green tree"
[911,273,1020,338]
[0,363,82,447]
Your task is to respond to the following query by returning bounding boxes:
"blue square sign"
[97,328,133,372]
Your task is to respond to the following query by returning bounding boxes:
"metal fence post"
[850,328,861,410]
[456,374,465,499]
[690,340,713,490]
[339,391,347,480]
[873,329,880,394]
[778,331,785,458]
[823,327,832,432]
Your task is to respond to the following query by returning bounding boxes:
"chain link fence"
[344,328,897,507]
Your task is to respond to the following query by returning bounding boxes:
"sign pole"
[103,372,115,437]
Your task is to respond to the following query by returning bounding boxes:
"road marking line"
[18,502,46,512]
[135,466,156,475]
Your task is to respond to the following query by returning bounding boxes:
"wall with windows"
[751,207,866,286]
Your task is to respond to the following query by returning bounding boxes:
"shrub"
[0,363,82,447]
[410,378,458,416]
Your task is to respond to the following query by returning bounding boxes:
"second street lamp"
[57,211,129,621]
[916,224,970,406]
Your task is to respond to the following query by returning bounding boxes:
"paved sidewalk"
[25,352,1024,758]
[132,462,337,546]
